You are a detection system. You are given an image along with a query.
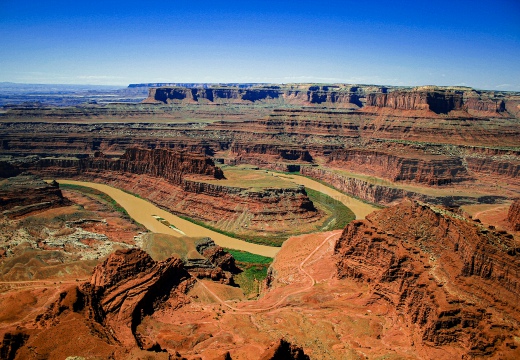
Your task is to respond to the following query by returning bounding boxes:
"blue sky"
[1,0,519,90]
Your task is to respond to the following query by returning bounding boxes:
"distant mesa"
[142,83,509,115]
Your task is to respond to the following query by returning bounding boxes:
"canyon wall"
[0,175,69,218]
[328,149,471,185]
[366,90,462,113]
[300,166,503,206]
[365,88,506,114]
[144,85,367,107]
[509,200,520,231]
[33,147,224,185]
[335,200,520,357]
[466,157,520,182]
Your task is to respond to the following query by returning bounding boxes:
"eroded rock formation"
[33,147,224,185]
[184,237,240,285]
[35,249,193,348]
[0,175,69,218]
[509,199,520,231]
[335,200,520,358]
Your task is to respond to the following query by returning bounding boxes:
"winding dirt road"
[196,232,340,314]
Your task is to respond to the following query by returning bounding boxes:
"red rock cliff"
[34,147,224,185]
[335,200,520,357]
[35,248,193,349]
[366,89,506,114]
[0,175,69,217]
[508,200,520,231]
[366,90,463,113]
[329,149,471,185]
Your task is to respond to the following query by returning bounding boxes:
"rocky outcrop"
[184,238,240,285]
[259,339,310,360]
[194,238,240,273]
[508,200,520,231]
[329,149,471,185]
[366,90,463,113]
[0,332,30,360]
[366,88,506,114]
[335,200,520,357]
[0,175,69,218]
[36,248,193,348]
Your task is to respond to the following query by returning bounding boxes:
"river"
[58,176,378,258]
[58,180,280,257]
[266,172,377,219]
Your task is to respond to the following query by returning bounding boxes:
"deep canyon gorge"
[0,83,519,359]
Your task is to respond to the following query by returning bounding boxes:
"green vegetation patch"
[234,265,269,298]
[306,188,356,231]
[225,248,272,298]
[196,166,298,190]
[225,249,273,264]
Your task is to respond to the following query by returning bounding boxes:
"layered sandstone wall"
[328,149,471,185]
[335,200,520,357]
[365,90,463,113]
[466,157,520,181]
[146,85,510,116]
[32,147,224,186]
[145,87,283,104]
[300,166,501,206]
[366,89,506,114]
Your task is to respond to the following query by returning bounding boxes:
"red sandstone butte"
[335,199,520,358]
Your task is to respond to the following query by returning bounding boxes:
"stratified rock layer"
[335,200,520,358]
[508,199,520,231]
[0,175,68,217]
[34,147,224,184]
[34,248,193,349]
